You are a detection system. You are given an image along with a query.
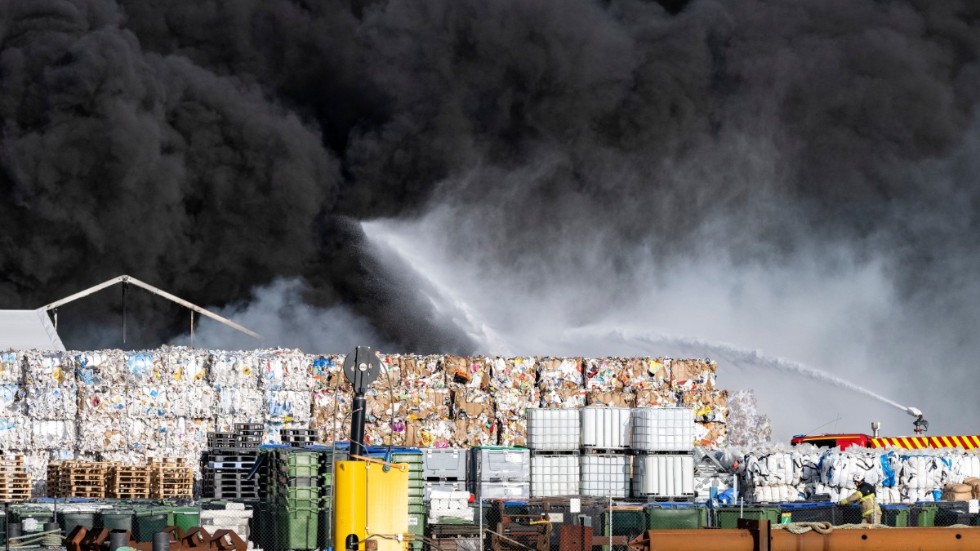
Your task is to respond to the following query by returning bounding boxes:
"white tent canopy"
[0,309,66,351]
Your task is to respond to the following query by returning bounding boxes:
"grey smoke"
[2,1,980,440]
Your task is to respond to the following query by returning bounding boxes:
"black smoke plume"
[2,0,980,436]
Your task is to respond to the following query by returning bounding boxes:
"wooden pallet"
[0,472,32,502]
[109,465,151,499]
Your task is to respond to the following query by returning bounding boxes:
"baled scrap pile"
[733,445,980,504]
[0,346,732,497]
[491,357,539,446]
[447,355,496,447]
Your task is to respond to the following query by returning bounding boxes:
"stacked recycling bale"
[23,351,76,494]
[310,354,352,443]
[74,351,128,458]
[445,356,496,447]
[260,349,314,443]
[737,447,812,502]
[490,357,538,446]
[537,357,586,408]
[583,358,633,407]
[380,355,454,447]
[0,351,29,450]
[626,358,673,407]
[670,359,727,448]
[211,350,264,434]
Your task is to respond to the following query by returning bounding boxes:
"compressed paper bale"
[451,387,494,420]
[452,415,497,447]
[215,415,264,432]
[311,389,352,441]
[162,346,210,384]
[23,351,75,386]
[668,358,717,391]
[633,387,676,407]
[1,383,25,415]
[443,355,489,389]
[489,357,536,393]
[263,389,312,422]
[0,415,31,448]
[583,357,625,392]
[25,384,77,418]
[74,350,128,386]
[497,415,527,447]
[123,350,168,385]
[214,387,264,416]
[208,351,260,387]
[585,390,634,407]
[75,416,128,451]
[539,388,586,408]
[683,389,729,423]
[125,385,171,417]
[77,386,127,417]
[157,417,213,449]
[0,351,23,384]
[493,387,539,414]
[622,358,670,390]
[258,348,313,391]
[695,421,727,447]
[31,419,76,449]
[404,419,455,448]
[167,384,217,418]
[537,357,584,390]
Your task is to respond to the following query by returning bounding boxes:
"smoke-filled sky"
[3,0,979,441]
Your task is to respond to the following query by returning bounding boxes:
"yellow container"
[334,461,367,551]
[366,462,409,551]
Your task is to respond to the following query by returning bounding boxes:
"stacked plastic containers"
[527,408,580,497]
[468,446,530,502]
[579,407,631,497]
[631,407,696,500]
[422,448,468,500]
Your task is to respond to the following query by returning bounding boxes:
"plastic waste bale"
[257,348,313,391]
[1,383,25,414]
[23,351,77,418]
[0,415,31,448]
[74,350,128,386]
[263,389,312,423]
[0,350,24,384]
[123,349,167,385]
[125,385,171,417]
[214,386,264,417]
[311,354,347,388]
[208,350,260,388]
[162,346,210,384]
[167,384,217,418]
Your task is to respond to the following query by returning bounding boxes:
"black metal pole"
[122,282,127,345]
[350,394,366,458]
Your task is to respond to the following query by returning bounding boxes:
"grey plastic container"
[472,481,530,502]
[469,447,530,484]
[424,480,466,501]
[422,448,467,480]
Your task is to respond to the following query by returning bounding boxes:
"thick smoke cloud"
[3,0,980,439]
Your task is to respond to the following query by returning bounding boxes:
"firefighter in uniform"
[839,472,881,524]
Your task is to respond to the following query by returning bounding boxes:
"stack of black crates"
[201,423,264,500]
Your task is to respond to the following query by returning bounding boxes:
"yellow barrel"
[365,462,409,551]
[334,461,367,551]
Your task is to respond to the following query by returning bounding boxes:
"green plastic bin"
[881,505,909,527]
[279,452,320,478]
[10,508,55,531]
[59,510,97,535]
[172,507,200,533]
[912,505,937,527]
[717,507,780,529]
[275,506,318,551]
[133,508,168,542]
[602,507,646,536]
[646,504,707,530]
[98,510,134,532]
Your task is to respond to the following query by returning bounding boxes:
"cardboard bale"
[311,354,348,389]
[682,389,729,423]
[312,388,352,442]
[668,358,717,391]
[497,414,527,447]
[695,421,727,447]
[585,391,634,408]
[453,416,497,447]
[404,419,456,448]
[450,386,496,446]
[584,357,626,393]
[634,387,678,407]
[444,355,489,389]
[621,358,670,390]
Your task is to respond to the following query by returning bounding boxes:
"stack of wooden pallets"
[0,454,32,502]
[150,458,194,498]
[108,464,152,499]
[48,460,110,498]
